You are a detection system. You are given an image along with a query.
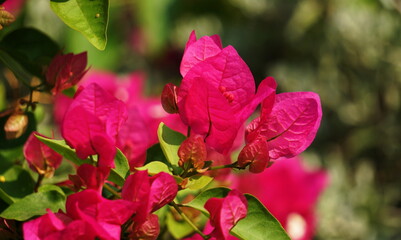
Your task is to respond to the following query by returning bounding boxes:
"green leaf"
[185,187,290,240]
[0,165,35,204]
[0,189,66,221]
[35,135,90,165]
[157,122,186,166]
[136,161,172,175]
[231,195,290,240]
[186,175,213,190]
[107,148,129,186]
[166,211,194,239]
[184,187,230,214]
[50,0,109,50]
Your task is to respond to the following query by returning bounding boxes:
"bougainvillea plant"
[0,1,326,239]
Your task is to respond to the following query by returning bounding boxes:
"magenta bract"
[69,164,110,193]
[23,190,137,240]
[122,170,177,225]
[23,132,62,177]
[62,83,127,167]
[205,190,247,240]
[177,32,277,154]
[46,52,89,95]
[246,92,322,160]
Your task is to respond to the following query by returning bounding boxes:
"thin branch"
[103,183,121,199]
[170,201,210,240]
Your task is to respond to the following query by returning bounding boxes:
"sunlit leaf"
[0,188,66,221]
[157,122,186,166]
[50,0,109,50]
[136,161,172,175]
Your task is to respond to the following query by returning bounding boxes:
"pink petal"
[122,171,151,224]
[266,92,322,159]
[68,83,127,142]
[205,190,247,240]
[180,33,223,77]
[179,46,255,115]
[23,210,68,240]
[97,199,137,225]
[179,79,238,154]
[148,172,178,212]
[76,164,110,192]
[249,92,322,160]
[23,132,62,174]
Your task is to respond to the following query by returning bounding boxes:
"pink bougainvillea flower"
[245,92,322,161]
[232,157,328,240]
[46,52,89,95]
[23,190,138,240]
[204,189,247,240]
[23,132,62,177]
[176,31,277,154]
[55,70,186,169]
[68,164,110,193]
[62,83,127,168]
[122,170,177,226]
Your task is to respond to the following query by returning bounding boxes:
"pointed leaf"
[107,148,129,186]
[157,122,186,166]
[50,0,109,50]
[186,175,213,190]
[231,194,290,240]
[0,190,66,221]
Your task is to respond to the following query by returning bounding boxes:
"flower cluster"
[14,31,325,240]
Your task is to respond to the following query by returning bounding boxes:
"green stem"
[171,201,210,240]
[103,183,121,199]
[208,161,238,171]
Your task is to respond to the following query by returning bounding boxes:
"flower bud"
[237,137,270,173]
[4,113,28,139]
[178,135,207,171]
[161,83,179,114]
[130,214,160,240]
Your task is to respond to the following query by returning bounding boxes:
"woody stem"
[34,173,44,192]
[170,201,210,240]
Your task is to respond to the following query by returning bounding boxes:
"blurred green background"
[7,0,401,239]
